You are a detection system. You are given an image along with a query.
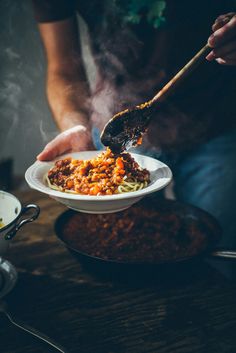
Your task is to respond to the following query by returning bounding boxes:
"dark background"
[0,0,96,184]
[0,0,56,177]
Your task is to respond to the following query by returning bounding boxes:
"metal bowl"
[0,191,40,255]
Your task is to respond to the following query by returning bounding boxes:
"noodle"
[117,179,148,193]
[46,148,150,196]
[44,175,77,194]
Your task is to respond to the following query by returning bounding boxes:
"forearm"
[47,69,91,131]
[36,17,91,131]
[37,70,94,161]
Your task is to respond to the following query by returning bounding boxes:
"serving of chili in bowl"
[25,150,172,214]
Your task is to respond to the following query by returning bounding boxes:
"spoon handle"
[0,303,67,353]
[152,44,211,103]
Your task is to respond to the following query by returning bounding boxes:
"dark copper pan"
[54,199,236,282]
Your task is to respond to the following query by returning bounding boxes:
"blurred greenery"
[117,0,166,28]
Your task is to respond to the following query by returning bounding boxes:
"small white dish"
[0,191,40,255]
[25,151,172,214]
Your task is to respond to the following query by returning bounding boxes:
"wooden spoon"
[100,44,211,152]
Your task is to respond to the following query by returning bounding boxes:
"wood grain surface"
[1,190,236,353]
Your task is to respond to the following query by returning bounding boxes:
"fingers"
[208,14,236,48]
[206,53,236,65]
[212,13,235,32]
[68,125,95,151]
[207,13,236,65]
[37,134,71,161]
[206,39,236,63]
[215,57,236,66]
[37,149,55,161]
[37,125,95,161]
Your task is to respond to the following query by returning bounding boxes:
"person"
[32,1,236,272]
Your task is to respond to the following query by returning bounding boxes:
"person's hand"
[207,13,236,65]
[37,125,95,161]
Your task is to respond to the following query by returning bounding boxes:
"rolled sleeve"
[31,0,76,23]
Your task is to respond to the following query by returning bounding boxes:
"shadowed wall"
[0,0,57,176]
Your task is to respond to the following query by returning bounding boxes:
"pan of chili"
[54,197,236,281]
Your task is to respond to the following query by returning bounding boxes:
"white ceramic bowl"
[0,191,40,255]
[25,151,172,214]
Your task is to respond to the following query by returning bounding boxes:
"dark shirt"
[32,0,236,152]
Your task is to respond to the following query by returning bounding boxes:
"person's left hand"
[37,125,95,161]
[206,13,236,65]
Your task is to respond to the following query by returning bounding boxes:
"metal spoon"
[100,44,211,152]
[0,301,67,353]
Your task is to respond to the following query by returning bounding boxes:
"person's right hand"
[37,125,95,161]
[207,13,236,65]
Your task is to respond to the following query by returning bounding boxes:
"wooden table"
[1,190,236,353]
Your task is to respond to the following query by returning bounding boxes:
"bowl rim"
[25,151,173,201]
